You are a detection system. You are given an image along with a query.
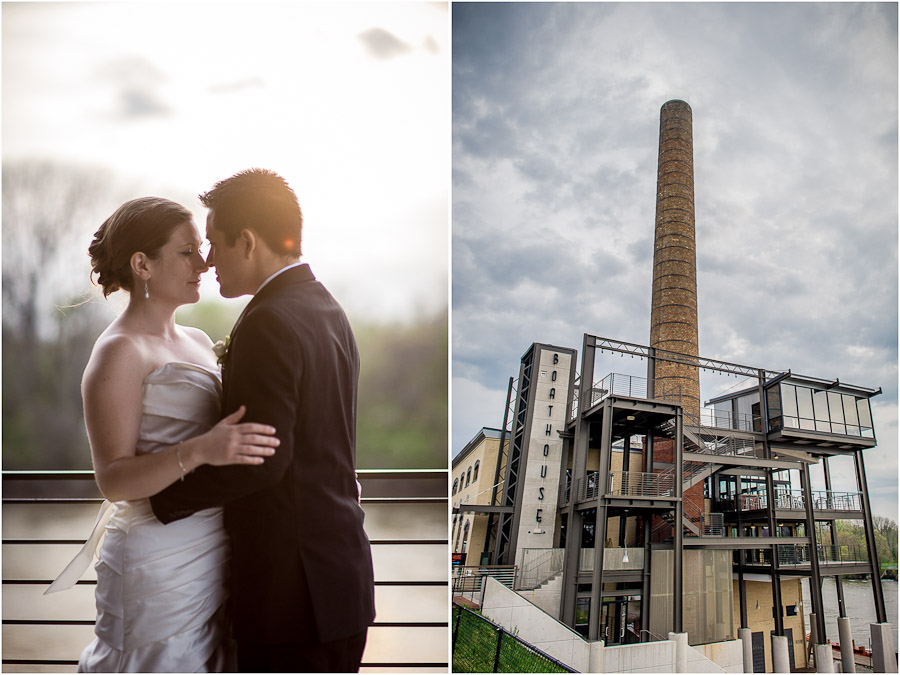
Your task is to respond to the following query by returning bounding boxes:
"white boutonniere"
[212,335,231,366]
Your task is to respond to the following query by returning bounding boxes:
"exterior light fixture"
[623,549,630,563]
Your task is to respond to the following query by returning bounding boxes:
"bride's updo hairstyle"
[89,197,193,297]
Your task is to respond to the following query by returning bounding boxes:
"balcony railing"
[607,471,675,498]
[776,543,869,567]
[685,408,758,432]
[735,489,862,513]
[569,373,682,419]
[3,469,448,672]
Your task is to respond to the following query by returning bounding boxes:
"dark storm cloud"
[452,2,897,515]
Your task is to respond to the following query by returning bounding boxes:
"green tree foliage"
[821,518,899,569]
[4,298,448,470]
[354,313,448,469]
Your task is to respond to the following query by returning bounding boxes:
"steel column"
[853,450,887,623]
[487,377,514,561]
[801,462,827,645]
[560,336,596,627]
[760,370,784,635]
[737,476,748,628]
[822,457,847,617]
[673,407,683,633]
[589,399,613,642]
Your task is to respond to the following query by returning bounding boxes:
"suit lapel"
[221,263,315,397]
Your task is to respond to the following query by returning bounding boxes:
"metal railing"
[607,470,675,498]
[689,408,759,432]
[576,472,603,501]
[452,566,517,602]
[559,477,572,506]
[818,544,870,565]
[569,373,682,419]
[517,549,565,591]
[3,469,449,672]
[812,491,862,511]
[737,489,862,513]
[682,499,724,537]
[776,543,869,567]
[738,493,768,510]
[748,544,872,568]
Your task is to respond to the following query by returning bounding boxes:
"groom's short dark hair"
[199,168,302,257]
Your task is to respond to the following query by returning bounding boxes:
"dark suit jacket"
[150,264,375,644]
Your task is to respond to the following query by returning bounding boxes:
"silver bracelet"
[175,443,187,481]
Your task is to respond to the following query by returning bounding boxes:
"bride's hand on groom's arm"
[182,405,280,469]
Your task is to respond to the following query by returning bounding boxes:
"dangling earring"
[144,281,150,300]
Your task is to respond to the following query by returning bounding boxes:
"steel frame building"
[476,332,885,660]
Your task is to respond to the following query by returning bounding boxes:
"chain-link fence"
[452,604,577,673]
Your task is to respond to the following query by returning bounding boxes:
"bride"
[47,196,280,672]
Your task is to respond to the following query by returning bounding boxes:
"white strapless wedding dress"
[48,362,235,672]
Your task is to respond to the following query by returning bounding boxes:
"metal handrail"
[517,548,565,590]
[775,543,869,566]
[684,408,758,432]
[607,470,675,498]
[570,373,681,418]
[451,565,517,594]
[738,488,863,513]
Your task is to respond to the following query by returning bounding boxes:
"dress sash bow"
[44,500,115,595]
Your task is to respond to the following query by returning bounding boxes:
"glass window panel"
[828,392,844,424]
[862,427,875,439]
[784,416,800,429]
[815,420,831,433]
[831,423,846,435]
[857,398,872,427]
[846,425,861,437]
[781,384,798,417]
[843,395,859,427]
[813,390,830,423]
[797,387,814,420]
[799,418,816,431]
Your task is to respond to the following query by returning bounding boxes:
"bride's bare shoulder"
[83,329,151,388]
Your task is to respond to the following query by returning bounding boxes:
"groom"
[150,169,375,672]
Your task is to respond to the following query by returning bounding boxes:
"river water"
[801,577,898,650]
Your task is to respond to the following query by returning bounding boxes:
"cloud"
[358,27,411,60]
[97,56,170,118]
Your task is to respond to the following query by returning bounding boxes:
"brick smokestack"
[650,99,700,419]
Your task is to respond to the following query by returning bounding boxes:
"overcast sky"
[452,2,898,521]
[3,1,448,323]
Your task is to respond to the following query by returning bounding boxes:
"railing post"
[493,627,503,672]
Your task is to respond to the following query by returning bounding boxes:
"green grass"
[452,607,572,673]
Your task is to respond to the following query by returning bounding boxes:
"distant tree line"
[818,517,899,569]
